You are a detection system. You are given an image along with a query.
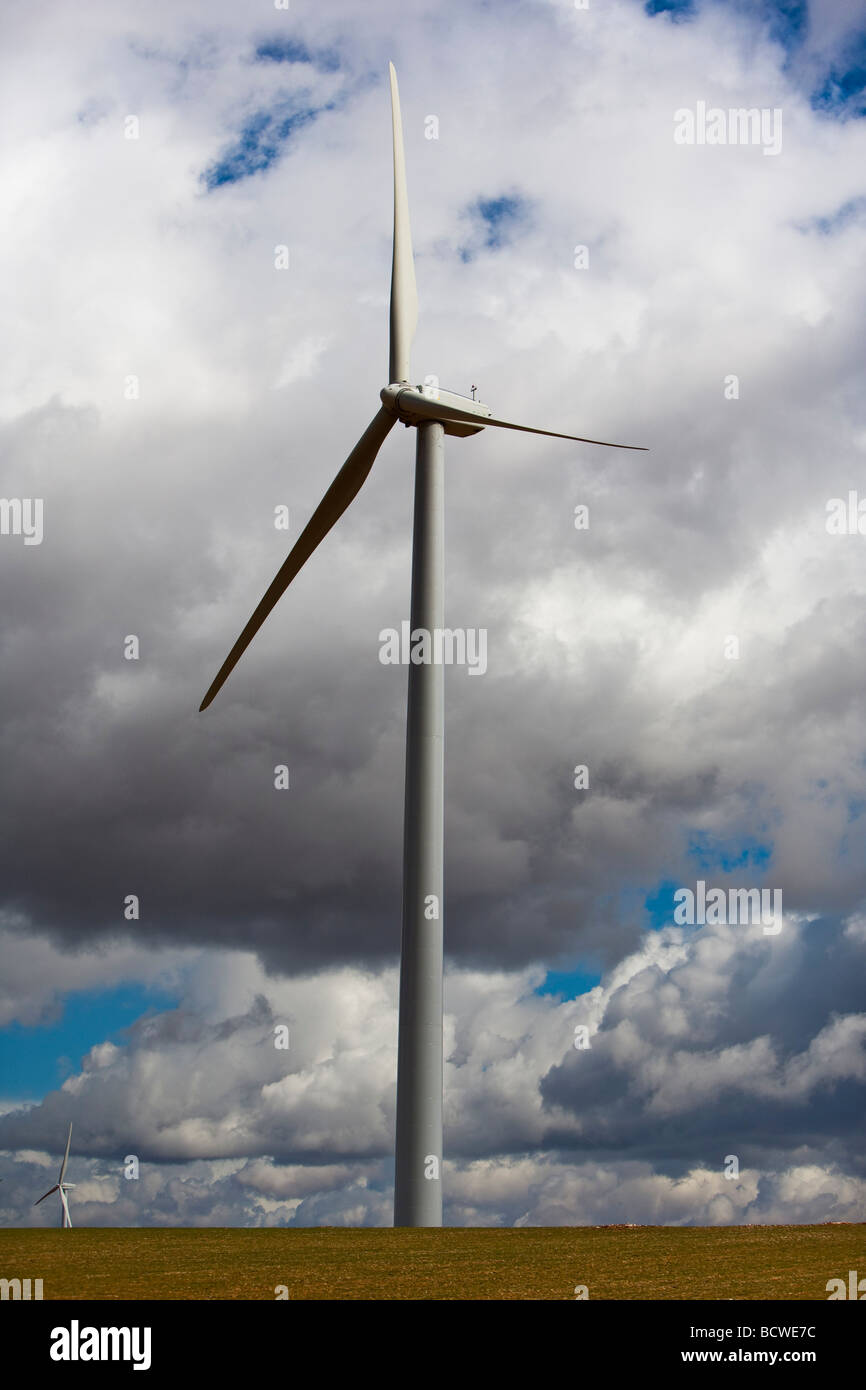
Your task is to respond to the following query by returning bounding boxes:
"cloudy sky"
[1,0,865,1228]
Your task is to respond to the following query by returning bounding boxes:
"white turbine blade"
[200,407,396,711]
[34,1184,59,1206]
[389,387,648,450]
[466,410,647,450]
[60,1188,72,1228]
[58,1122,72,1184]
[388,62,418,384]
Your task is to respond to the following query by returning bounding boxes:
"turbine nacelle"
[381,383,489,436]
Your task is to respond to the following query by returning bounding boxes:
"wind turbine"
[200,63,646,1226]
[34,1123,75,1228]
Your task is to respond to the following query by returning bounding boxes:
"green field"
[1,1225,861,1300]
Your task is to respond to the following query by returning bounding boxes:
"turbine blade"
[60,1188,71,1228]
[34,1185,59,1206]
[200,407,396,711]
[388,63,418,384]
[58,1122,72,1184]
[401,392,648,450]
[476,412,647,450]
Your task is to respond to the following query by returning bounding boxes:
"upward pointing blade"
[200,407,396,711]
[388,63,418,384]
[58,1122,72,1184]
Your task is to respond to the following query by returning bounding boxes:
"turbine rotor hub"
[380,383,489,436]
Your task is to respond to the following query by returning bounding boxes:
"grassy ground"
[1,1224,861,1300]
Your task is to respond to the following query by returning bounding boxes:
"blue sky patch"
[645,0,696,19]
[536,966,602,999]
[644,842,772,930]
[732,0,808,51]
[0,983,179,1100]
[254,37,340,72]
[687,833,772,874]
[203,98,328,189]
[812,30,866,118]
[459,193,531,262]
[644,878,683,930]
[763,0,807,48]
[644,0,806,49]
[797,195,866,236]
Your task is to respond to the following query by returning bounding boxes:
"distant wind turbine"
[200,64,646,1226]
[34,1123,75,1228]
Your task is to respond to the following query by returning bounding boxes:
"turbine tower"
[200,63,646,1226]
[34,1123,75,1228]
